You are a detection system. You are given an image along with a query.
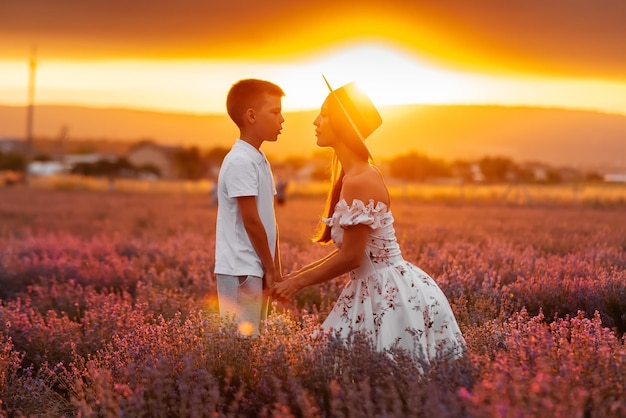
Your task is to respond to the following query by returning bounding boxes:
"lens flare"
[238,321,255,337]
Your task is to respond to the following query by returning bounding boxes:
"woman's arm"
[272,223,370,301]
[291,248,338,275]
[272,173,385,301]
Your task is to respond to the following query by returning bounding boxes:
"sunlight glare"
[0,45,484,113]
[0,59,296,114]
[306,43,472,107]
[1,45,626,116]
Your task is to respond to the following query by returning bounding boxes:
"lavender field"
[0,187,625,417]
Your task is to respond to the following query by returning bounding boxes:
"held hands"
[271,271,303,303]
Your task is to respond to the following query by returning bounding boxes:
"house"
[604,173,626,183]
[26,152,119,177]
[126,141,181,179]
[64,153,118,167]
[522,162,550,182]
[28,161,65,176]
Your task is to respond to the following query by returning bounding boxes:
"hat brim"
[324,78,382,142]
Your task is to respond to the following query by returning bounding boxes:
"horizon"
[2,103,625,174]
[3,99,626,119]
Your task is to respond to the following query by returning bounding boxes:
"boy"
[214,79,284,336]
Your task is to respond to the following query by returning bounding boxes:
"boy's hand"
[263,269,280,296]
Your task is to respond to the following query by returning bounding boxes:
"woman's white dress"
[321,199,465,362]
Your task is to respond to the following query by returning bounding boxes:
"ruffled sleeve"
[323,199,391,229]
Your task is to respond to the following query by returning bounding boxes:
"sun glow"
[300,43,474,106]
[1,42,626,116]
[272,42,475,111]
[0,45,466,114]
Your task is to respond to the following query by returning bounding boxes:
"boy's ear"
[245,108,256,124]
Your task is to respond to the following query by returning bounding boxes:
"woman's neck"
[335,145,368,177]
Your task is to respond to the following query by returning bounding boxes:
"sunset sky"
[1,0,626,115]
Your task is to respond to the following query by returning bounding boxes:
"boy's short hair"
[226,79,285,128]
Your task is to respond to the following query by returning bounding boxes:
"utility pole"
[24,45,37,186]
[57,125,68,171]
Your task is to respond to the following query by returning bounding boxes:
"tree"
[173,146,209,180]
[70,157,136,178]
[0,152,26,172]
[283,155,308,172]
[388,152,452,181]
[478,156,516,182]
[205,146,230,179]
[33,152,53,162]
[205,146,229,166]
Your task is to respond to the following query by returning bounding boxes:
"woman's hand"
[272,272,304,303]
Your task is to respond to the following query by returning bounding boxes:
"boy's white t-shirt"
[214,139,277,277]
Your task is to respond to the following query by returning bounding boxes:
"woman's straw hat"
[323,75,382,142]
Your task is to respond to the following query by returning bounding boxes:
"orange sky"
[3,0,626,77]
[1,0,626,114]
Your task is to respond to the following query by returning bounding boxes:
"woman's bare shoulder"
[341,166,389,206]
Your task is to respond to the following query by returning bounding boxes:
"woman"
[272,79,465,362]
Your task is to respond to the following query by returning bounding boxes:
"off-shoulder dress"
[321,198,465,361]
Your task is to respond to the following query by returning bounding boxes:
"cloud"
[1,0,625,79]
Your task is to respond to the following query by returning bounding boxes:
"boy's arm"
[236,195,277,290]
[274,225,282,281]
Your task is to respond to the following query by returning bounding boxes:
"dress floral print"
[321,198,465,362]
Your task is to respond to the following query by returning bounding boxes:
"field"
[0,184,625,417]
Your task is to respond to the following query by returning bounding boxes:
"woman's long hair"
[312,153,344,244]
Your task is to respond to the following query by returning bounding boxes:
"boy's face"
[251,93,284,142]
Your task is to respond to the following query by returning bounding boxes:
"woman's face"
[313,99,337,148]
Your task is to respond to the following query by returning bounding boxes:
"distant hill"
[1,104,625,172]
